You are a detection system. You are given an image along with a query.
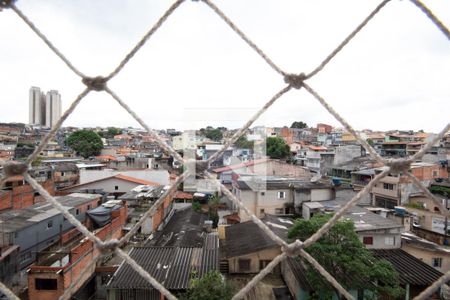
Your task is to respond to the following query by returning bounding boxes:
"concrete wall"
[80,169,170,185]
[12,197,100,269]
[402,243,450,273]
[333,145,362,165]
[238,189,292,222]
[65,178,140,194]
[358,229,402,249]
[28,207,126,300]
[228,247,281,273]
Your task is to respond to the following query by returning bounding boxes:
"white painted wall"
[65,178,142,194]
[80,169,169,185]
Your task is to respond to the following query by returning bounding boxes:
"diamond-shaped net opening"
[0,0,448,299]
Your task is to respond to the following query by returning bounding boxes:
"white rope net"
[0,0,449,299]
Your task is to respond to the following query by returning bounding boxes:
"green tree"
[266,137,290,159]
[234,135,254,149]
[66,130,103,158]
[107,127,121,138]
[208,195,220,228]
[181,271,234,300]
[288,214,403,299]
[205,128,223,141]
[290,121,308,129]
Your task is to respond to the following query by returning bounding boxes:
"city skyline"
[28,86,62,128]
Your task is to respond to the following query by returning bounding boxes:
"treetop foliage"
[66,130,103,158]
[266,136,290,159]
[288,214,403,299]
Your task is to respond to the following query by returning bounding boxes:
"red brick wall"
[0,191,12,211]
[411,165,446,181]
[61,228,80,244]
[28,206,127,300]
[28,272,64,300]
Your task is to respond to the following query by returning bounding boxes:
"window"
[385,237,395,246]
[60,172,65,177]
[432,170,438,177]
[432,257,442,268]
[115,185,119,191]
[76,209,80,215]
[278,191,286,199]
[238,259,251,272]
[259,260,271,270]
[383,183,394,190]
[275,208,284,214]
[363,236,373,245]
[35,278,57,290]
[261,192,265,196]
[14,232,18,239]
[260,209,265,214]
[47,220,53,229]
[87,204,91,210]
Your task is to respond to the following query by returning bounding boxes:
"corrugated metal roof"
[108,234,219,290]
[371,249,443,285]
[225,215,292,258]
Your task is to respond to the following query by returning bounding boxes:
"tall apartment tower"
[28,87,46,125]
[45,90,62,128]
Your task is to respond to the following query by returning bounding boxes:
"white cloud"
[0,0,448,132]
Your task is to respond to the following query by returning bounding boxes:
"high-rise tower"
[28,87,46,126]
[29,87,62,127]
[45,90,62,128]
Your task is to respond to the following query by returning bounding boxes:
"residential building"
[51,163,80,190]
[223,215,292,273]
[304,200,404,249]
[402,232,450,273]
[0,194,103,289]
[29,87,45,126]
[371,162,448,209]
[212,159,312,185]
[79,169,170,186]
[233,176,334,222]
[106,234,219,299]
[27,200,127,300]
[305,145,332,173]
[45,90,62,128]
[404,194,450,245]
[119,184,174,234]
[60,174,160,198]
[0,167,54,211]
[282,249,443,300]
[316,123,332,134]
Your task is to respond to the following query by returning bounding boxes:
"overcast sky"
[0,0,448,133]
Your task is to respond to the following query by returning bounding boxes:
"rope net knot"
[82,76,107,91]
[100,239,120,253]
[385,158,411,175]
[284,73,306,89]
[282,240,303,257]
[3,161,28,177]
[0,0,14,10]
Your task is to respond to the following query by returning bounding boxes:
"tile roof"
[61,174,159,190]
[146,208,207,247]
[108,234,219,290]
[174,191,193,199]
[114,174,159,186]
